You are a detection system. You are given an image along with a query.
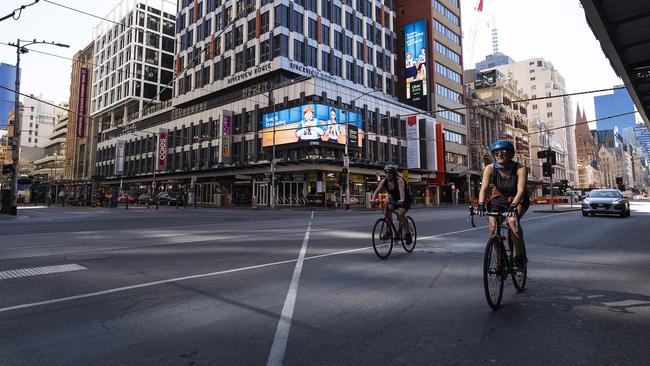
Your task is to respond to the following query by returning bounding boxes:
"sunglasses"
[492,149,510,157]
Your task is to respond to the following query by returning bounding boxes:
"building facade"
[0,63,18,127]
[21,95,57,149]
[475,51,514,71]
[594,86,636,131]
[394,0,467,203]
[33,106,68,180]
[574,105,600,188]
[494,58,578,185]
[94,0,442,208]
[64,42,96,182]
[91,0,176,131]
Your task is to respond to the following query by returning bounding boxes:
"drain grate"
[0,264,87,280]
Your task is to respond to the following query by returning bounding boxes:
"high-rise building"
[395,0,467,203]
[93,0,441,207]
[475,52,514,71]
[594,86,636,131]
[633,124,650,157]
[0,63,18,127]
[494,58,578,185]
[33,105,68,180]
[21,95,58,149]
[91,0,176,132]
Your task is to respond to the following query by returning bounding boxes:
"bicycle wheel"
[483,237,505,310]
[512,240,527,291]
[372,218,393,259]
[401,216,417,253]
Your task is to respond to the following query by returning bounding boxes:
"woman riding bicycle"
[371,164,413,244]
[477,140,530,267]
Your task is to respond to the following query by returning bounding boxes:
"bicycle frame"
[469,207,520,270]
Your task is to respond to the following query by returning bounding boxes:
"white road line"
[0,210,572,314]
[0,264,87,280]
[266,211,313,366]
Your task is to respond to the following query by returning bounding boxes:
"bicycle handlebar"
[467,206,520,229]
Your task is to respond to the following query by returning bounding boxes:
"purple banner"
[76,67,88,137]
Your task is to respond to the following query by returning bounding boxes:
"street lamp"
[6,39,69,215]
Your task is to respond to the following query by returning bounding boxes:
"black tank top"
[492,162,525,197]
[386,178,411,202]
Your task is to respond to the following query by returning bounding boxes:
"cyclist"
[371,164,413,244]
[477,140,530,267]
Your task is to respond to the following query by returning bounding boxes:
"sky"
[460,0,627,126]
[0,0,630,128]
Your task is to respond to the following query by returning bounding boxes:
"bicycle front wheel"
[372,218,393,259]
[483,237,504,310]
[401,216,417,253]
[512,240,527,291]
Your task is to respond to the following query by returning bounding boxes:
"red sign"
[157,128,168,171]
[76,67,88,137]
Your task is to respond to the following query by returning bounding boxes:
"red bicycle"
[371,201,417,259]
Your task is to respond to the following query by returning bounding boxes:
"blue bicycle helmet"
[489,139,515,154]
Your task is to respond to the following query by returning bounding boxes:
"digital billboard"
[404,20,428,106]
[262,104,363,148]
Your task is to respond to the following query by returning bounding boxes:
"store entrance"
[276,181,307,206]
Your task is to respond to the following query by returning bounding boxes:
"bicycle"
[372,201,417,259]
[468,206,527,310]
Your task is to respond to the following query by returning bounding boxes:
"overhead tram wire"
[0,0,40,22]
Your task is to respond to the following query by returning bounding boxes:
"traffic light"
[615,177,623,185]
[537,150,547,159]
[548,150,557,165]
[542,162,553,177]
[339,168,348,186]
[2,164,13,175]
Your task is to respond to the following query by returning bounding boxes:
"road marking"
[0,210,573,314]
[0,264,87,280]
[267,211,313,366]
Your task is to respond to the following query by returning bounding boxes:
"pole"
[345,118,350,210]
[10,39,21,215]
[270,89,276,209]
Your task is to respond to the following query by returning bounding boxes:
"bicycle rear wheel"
[372,218,393,259]
[401,216,417,253]
[512,240,527,291]
[483,237,504,310]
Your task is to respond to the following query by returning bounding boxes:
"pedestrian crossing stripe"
[0,264,87,280]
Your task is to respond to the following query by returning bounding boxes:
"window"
[547,112,553,117]
[308,17,317,39]
[434,41,460,64]
[332,5,341,25]
[321,51,330,72]
[345,11,353,32]
[235,25,243,44]
[532,104,538,110]
[246,46,255,68]
[321,0,331,20]
[291,10,303,33]
[260,39,270,62]
[260,11,269,33]
[305,0,316,12]
[344,36,353,56]
[438,107,464,124]
[293,39,304,63]
[322,24,330,45]
[275,5,289,28]
[332,55,342,77]
[444,130,465,144]
[306,44,317,67]
[436,83,462,103]
[435,62,461,83]
[273,34,289,58]
[445,152,467,166]
[248,18,256,40]
[333,30,342,51]
[433,0,459,26]
[434,20,459,44]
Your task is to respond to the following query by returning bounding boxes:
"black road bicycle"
[469,207,527,310]
[372,201,417,259]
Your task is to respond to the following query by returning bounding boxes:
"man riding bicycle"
[477,140,530,267]
[371,164,413,244]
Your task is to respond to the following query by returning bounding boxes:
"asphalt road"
[1,202,649,365]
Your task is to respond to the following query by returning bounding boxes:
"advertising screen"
[262,104,363,148]
[404,20,428,104]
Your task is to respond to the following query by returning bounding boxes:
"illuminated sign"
[157,128,168,171]
[261,104,362,148]
[404,20,428,105]
[76,67,88,137]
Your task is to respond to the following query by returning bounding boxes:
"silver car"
[581,189,631,217]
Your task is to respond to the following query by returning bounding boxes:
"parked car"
[168,192,186,206]
[138,194,153,205]
[581,189,631,217]
[118,194,137,204]
[156,191,171,205]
